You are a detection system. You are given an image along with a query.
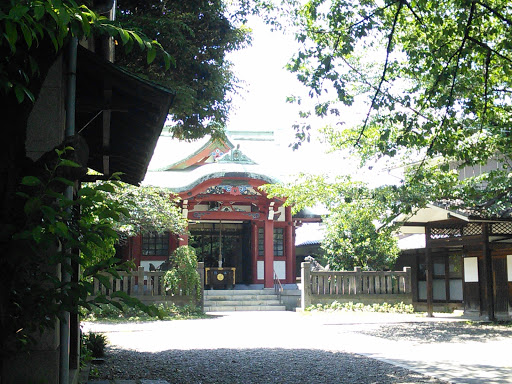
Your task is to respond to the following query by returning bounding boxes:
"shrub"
[305,301,415,314]
[164,246,201,300]
[83,332,108,358]
[81,302,205,322]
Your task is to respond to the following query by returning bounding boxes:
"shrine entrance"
[189,221,252,286]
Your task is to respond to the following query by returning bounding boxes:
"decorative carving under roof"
[216,144,256,165]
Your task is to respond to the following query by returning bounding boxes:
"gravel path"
[84,312,510,384]
[93,347,444,383]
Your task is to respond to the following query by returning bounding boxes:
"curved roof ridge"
[155,136,235,171]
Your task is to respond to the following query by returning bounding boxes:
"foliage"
[283,0,512,214]
[263,174,400,270]
[1,0,171,104]
[323,206,399,270]
[115,0,251,140]
[81,302,205,322]
[164,246,202,300]
[0,148,158,353]
[305,301,415,314]
[97,183,187,238]
[82,331,107,358]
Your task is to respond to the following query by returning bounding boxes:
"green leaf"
[147,46,157,64]
[5,21,18,52]
[119,28,130,45]
[14,85,25,103]
[58,159,80,168]
[32,225,44,243]
[24,197,42,215]
[53,221,68,237]
[54,177,75,187]
[34,4,45,20]
[20,22,33,48]
[95,183,115,193]
[21,176,42,187]
[40,206,57,222]
[95,274,112,290]
[129,31,144,49]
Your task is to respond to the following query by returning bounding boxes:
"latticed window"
[258,228,264,256]
[274,228,284,256]
[142,232,169,256]
[258,227,285,256]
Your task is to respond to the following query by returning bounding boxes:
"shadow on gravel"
[93,347,446,384]
[358,322,512,343]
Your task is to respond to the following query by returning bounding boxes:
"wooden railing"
[301,262,412,309]
[90,263,204,306]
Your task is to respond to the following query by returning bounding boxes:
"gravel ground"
[358,321,512,344]
[84,312,510,384]
[93,346,445,383]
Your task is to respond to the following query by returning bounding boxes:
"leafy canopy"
[263,174,400,270]
[284,0,512,214]
[1,0,171,104]
[96,182,187,238]
[115,0,251,140]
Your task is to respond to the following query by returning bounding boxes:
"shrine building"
[123,132,316,289]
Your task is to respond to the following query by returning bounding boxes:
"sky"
[224,18,359,179]
[149,17,397,185]
[222,18,400,187]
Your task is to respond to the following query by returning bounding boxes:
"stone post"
[403,266,412,294]
[137,266,145,296]
[301,262,311,310]
[354,266,362,295]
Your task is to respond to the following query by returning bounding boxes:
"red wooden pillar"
[179,201,189,247]
[132,235,142,267]
[264,218,274,288]
[292,224,296,284]
[252,222,259,284]
[285,206,293,284]
[178,234,189,246]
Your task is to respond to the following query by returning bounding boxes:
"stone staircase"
[203,289,286,312]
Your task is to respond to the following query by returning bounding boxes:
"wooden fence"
[301,262,412,309]
[90,263,204,307]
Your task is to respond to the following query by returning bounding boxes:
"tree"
[115,0,250,140]
[103,183,187,237]
[0,3,197,369]
[263,174,400,270]
[1,1,170,246]
[284,0,512,214]
[323,206,399,270]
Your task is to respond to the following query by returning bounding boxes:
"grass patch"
[305,301,415,314]
[81,302,206,322]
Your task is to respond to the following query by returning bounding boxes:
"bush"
[83,332,107,358]
[305,301,415,314]
[81,302,204,322]
[164,246,201,299]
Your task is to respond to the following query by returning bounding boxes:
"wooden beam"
[482,223,495,321]
[102,82,112,177]
[426,225,434,317]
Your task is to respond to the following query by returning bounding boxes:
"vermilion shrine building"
[122,132,317,288]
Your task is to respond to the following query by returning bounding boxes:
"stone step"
[204,305,287,312]
[204,289,277,296]
[205,295,280,301]
[202,289,285,312]
[204,299,282,306]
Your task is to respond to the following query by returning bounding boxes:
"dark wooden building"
[396,204,512,320]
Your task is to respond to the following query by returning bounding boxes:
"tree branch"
[475,0,512,27]
[356,0,404,146]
